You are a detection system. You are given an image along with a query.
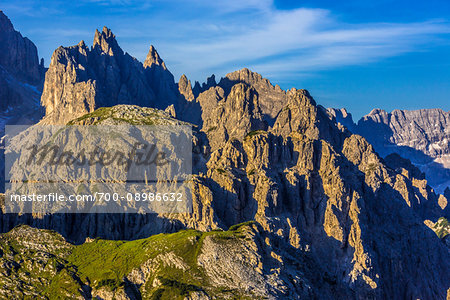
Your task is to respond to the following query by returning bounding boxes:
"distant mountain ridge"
[328,107,450,194]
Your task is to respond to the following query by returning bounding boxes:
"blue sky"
[1,0,449,119]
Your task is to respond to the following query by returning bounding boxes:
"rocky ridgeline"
[0,12,449,299]
[0,223,323,299]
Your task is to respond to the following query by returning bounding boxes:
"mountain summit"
[40,27,181,124]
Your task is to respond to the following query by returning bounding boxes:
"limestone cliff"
[0,11,43,86]
[0,10,44,113]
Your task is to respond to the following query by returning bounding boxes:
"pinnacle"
[144,45,166,69]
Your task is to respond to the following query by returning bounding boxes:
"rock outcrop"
[178,74,195,102]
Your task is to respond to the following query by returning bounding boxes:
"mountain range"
[0,11,449,299]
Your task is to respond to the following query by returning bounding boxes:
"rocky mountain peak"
[218,68,287,124]
[327,106,450,194]
[224,68,263,84]
[3,11,449,298]
[202,74,216,90]
[77,39,86,48]
[193,80,202,97]
[0,10,14,32]
[0,11,43,85]
[93,26,122,56]
[368,108,387,115]
[179,73,188,84]
[178,74,194,101]
[40,28,184,124]
[144,45,166,69]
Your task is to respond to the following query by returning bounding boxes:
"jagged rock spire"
[144,45,166,70]
[193,80,202,97]
[178,74,194,101]
[202,74,216,90]
[92,26,122,56]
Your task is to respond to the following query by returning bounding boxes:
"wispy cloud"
[144,2,449,81]
[3,0,450,84]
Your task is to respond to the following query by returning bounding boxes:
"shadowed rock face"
[0,10,44,111]
[0,11,43,86]
[0,11,45,193]
[328,107,450,194]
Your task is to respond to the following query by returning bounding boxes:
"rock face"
[143,45,179,108]
[0,11,45,193]
[178,74,195,102]
[359,109,450,159]
[0,11,43,86]
[0,10,44,113]
[328,107,450,194]
[219,68,287,124]
[40,27,180,125]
